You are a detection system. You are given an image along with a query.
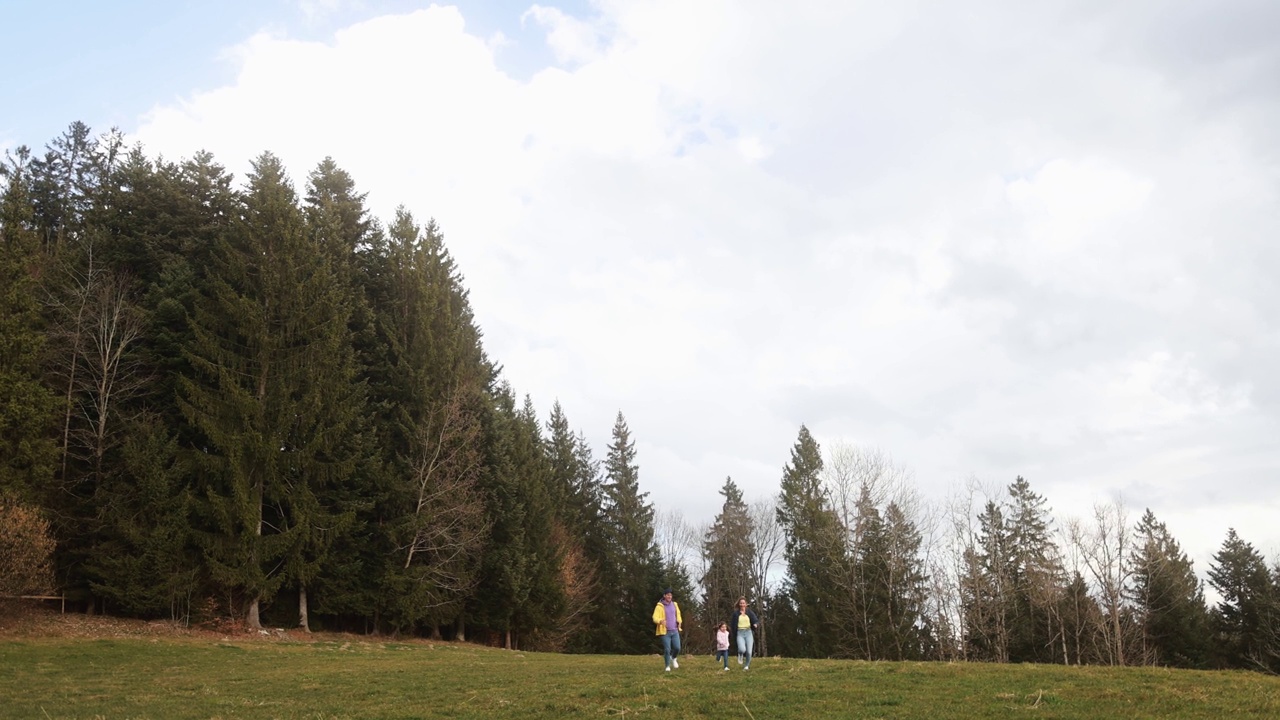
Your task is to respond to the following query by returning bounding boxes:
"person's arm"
[675,602,683,631]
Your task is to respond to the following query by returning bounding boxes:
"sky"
[4,0,1279,576]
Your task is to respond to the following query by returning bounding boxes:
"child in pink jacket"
[715,622,730,670]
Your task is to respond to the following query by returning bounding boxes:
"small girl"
[715,622,730,670]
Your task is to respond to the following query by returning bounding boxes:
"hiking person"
[652,588,683,671]
[733,596,760,671]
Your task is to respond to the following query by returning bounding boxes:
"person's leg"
[743,631,755,669]
[662,633,673,669]
[737,629,747,665]
[670,631,681,667]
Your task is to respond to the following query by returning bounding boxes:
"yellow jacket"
[652,600,682,636]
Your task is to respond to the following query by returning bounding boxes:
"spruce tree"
[543,401,606,652]
[1207,529,1275,669]
[600,411,663,654]
[0,147,58,501]
[701,477,756,626]
[1128,509,1208,667]
[179,152,364,629]
[1004,476,1061,663]
[87,416,199,620]
[364,209,491,635]
[963,500,1011,661]
[880,501,929,660]
[776,425,842,657]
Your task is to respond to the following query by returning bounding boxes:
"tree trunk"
[247,597,261,629]
[455,616,466,642]
[505,629,512,650]
[299,585,311,633]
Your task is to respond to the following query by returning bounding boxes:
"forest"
[1,123,1278,673]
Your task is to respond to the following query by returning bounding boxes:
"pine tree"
[1207,529,1275,669]
[776,425,843,658]
[878,501,929,660]
[1004,476,1061,663]
[364,209,491,635]
[0,147,58,501]
[1128,509,1208,667]
[963,500,1011,662]
[468,387,557,649]
[87,415,199,620]
[600,411,663,654]
[179,152,364,629]
[543,401,605,651]
[701,477,757,627]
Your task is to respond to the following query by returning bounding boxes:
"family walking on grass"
[652,590,759,673]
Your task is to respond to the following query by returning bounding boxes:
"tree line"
[1,124,1278,672]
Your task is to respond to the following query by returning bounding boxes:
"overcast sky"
[5,0,1278,573]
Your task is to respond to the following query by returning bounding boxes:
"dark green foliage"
[8,122,1263,669]
[1129,509,1209,668]
[1003,476,1060,663]
[0,147,58,502]
[960,478,1062,664]
[87,416,199,620]
[775,425,842,658]
[179,153,365,628]
[860,500,929,660]
[598,412,664,654]
[1208,529,1278,671]
[701,477,756,627]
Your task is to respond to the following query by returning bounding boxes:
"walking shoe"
[722,666,729,671]
[737,654,742,665]
[665,666,671,672]
[672,658,679,669]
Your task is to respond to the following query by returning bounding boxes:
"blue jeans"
[737,629,754,668]
[661,631,681,668]
[716,649,729,668]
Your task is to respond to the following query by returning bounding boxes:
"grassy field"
[3,635,1280,719]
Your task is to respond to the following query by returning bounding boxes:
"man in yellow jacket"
[652,588,683,671]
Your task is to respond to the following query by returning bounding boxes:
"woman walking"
[652,588,683,672]
[733,596,760,671]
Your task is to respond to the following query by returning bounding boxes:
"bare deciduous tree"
[654,507,700,575]
[397,392,490,630]
[746,497,783,656]
[1070,499,1134,666]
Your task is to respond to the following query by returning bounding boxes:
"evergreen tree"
[543,401,606,652]
[776,425,843,658]
[1127,509,1208,667]
[364,209,491,635]
[963,500,1012,662]
[466,389,559,649]
[1004,476,1061,663]
[599,411,663,654]
[878,501,929,660]
[701,477,757,626]
[0,147,58,501]
[87,416,199,620]
[179,152,364,629]
[1207,529,1276,670]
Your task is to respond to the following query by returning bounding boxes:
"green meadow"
[3,637,1279,719]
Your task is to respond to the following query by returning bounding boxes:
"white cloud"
[521,5,603,66]
[135,1,1280,560]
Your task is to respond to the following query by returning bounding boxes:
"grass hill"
[3,606,1278,719]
